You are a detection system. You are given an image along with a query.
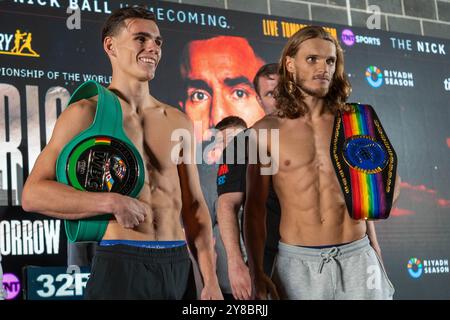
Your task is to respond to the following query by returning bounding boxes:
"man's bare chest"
[121,110,178,171]
[276,119,335,175]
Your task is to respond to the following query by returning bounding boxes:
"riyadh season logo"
[365,66,414,88]
[407,258,423,279]
[365,66,383,88]
[407,257,449,279]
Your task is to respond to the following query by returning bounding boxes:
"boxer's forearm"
[366,221,382,258]
[22,179,114,219]
[183,203,218,285]
[244,162,270,279]
[244,203,267,279]
[195,234,218,285]
[366,221,378,245]
[177,155,219,287]
[393,174,401,206]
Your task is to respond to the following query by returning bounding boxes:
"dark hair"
[101,6,156,43]
[275,26,352,119]
[253,63,279,97]
[215,116,247,131]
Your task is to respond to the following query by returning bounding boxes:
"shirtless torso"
[245,107,383,300]
[244,32,399,299]
[22,14,222,299]
[247,104,399,300]
[103,94,188,241]
[23,93,192,242]
[266,112,365,246]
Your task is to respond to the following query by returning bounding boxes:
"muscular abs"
[272,113,366,246]
[103,99,185,241]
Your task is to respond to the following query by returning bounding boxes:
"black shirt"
[216,130,281,252]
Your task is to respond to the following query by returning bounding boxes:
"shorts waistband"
[297,241,351,250]
[99,240,186,249]
[95,242,190,263]
[277,235,370,260]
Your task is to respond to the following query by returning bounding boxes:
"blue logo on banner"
[365,66,383,88]
[407,258,423,279]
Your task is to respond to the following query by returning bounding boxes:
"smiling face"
[105,18,163,82]
[286,38,336,98]
[180,36,265,141]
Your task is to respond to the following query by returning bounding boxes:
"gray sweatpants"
[271,236,395,300]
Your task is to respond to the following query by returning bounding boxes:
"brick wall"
[160,0,450,39]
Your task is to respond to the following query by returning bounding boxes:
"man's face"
[256,74,279,115]
[180,37,265,141]
[286,38,336,98]
[108,18,162,81]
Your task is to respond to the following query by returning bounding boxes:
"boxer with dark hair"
[22,7,222,300]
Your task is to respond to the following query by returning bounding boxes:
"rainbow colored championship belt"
[56,81,145,242]
[330,103,397,220]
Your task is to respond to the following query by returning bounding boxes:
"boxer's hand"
[200,281,224,300]
[253,273,279,300]
[110,193,148,229]
[228,258,252,300]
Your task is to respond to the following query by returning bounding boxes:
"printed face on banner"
[108,18,163,82]
[179,36,265,141]
[286,38,336,98]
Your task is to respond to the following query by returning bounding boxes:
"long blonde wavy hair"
[275,26,352,119]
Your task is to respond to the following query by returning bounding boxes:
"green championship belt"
[56,80,145,242]
[330,103,397,220]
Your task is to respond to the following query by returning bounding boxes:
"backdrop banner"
[0,0,449,300]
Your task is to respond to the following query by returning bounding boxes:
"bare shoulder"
[251,114,280,130]
[48,97,97,146]
[155,101,192,130]
[27,97,98,181]
[63,97,97,120]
